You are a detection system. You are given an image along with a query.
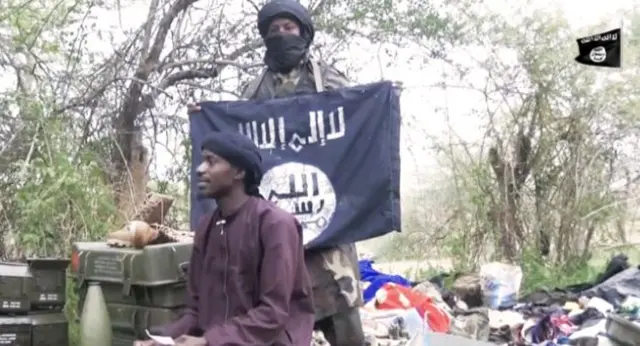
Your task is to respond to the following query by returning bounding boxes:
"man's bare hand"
[174,335,206,346]
[187,103,201,114]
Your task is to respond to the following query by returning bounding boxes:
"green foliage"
[5,117,118,258]
[0,0,112,258]
[519,250,596,295]
[1,0,86,60]
[521,245,640,295]
[65,278,80,345]
[379,6,640,280]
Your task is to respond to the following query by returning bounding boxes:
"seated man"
[135,131,315,346]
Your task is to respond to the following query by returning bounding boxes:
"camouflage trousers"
[305,243,363,320]
[314,306,365,345]
[306,244,364,345]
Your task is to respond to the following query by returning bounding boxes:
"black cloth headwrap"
[201,132,264,197]
[257,0,315,45]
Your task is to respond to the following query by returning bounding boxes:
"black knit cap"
[257,0,315,46]
[201,131,263,196]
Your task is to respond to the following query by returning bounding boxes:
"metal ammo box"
[0,312,68,346]
[0,259,69,314]
[109,304,182,345]
[71,241,192,342]
[27,259,69,311]
[0,263,31,314]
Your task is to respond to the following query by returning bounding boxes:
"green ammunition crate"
[0,312,68,346]
[0,263,31,314]
[71,242,192,287]
[71,242,191,309]
[78,281,186,308]
[0,259,69,314]
[109,303,182,338]
[28,259,69,311]
[112,329,136,346]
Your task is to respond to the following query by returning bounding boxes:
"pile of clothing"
[356,255,640,346]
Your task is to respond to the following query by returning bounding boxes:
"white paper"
[145,330,175,345]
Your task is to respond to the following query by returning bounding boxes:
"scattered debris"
[356,256,640,345]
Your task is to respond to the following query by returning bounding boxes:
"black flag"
[575,28,621,68]
[190,82,402,249]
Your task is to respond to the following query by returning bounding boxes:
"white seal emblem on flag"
[589,46,606,63]
[260,162,337,245]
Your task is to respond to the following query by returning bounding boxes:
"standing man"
[187,1,365,344]
[134,131,315,346]
[246,1,365,344]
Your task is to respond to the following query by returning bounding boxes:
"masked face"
[263,17,308,73]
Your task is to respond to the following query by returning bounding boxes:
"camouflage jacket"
[241,58,363,320]
[241,57,349,99]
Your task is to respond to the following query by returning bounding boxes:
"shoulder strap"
[242,68,268,99]
[309,59,324,92]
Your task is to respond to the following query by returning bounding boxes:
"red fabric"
[375,282,450,333]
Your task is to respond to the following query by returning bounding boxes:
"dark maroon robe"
[161,197,315,345]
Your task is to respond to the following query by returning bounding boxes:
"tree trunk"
[113,128,150,222]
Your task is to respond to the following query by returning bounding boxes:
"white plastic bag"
[405,310,429,346]
[479,262,522,309]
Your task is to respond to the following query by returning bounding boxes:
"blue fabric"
[189,81,401,249]
[359,259,412,303]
